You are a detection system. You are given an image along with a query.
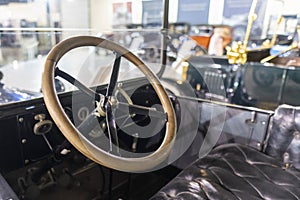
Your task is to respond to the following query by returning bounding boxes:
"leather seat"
[151,104,300,199]
[150,143,300,200]
[265,104,300,170]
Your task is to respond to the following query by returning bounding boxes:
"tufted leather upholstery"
[151,143,300,200]
[151,104,300,199]
[266,104,300,170]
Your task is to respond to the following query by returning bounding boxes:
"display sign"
[223,0,254,18]
[177,0,210,25]
[112,2,132,28]
[0,0,9,4]
[0,0,30,4]
[223,0,267,41]
[142,0,163,25]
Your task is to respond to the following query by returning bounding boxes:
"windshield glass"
[0,0,299,110]
[0,28,164,104]
[0,0,168,105]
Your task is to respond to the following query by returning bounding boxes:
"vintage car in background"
[128,22,209,63]
[0,74,35,104]
[189,24,233,55]
[0,1,300,200]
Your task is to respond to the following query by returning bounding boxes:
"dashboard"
[0,71,274,200]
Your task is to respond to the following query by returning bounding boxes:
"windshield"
[0,1,171,105]
[0,28,164,104]
[0,0,299,110]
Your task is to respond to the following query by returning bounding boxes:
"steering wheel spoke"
[106,102,120,155]
[115,101,167,121]
[55,67,104,102]
[105,53,122,97]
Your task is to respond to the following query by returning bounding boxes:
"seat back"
[186,56,234,101]
[241,63,300,109]
[241,63,283,107]
[265,104,300,169]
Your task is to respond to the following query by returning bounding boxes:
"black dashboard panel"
[0,78,163,173]
[0,115,23,173]
[0,98,64,173]
[0,88,96,173]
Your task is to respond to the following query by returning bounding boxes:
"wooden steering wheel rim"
[42,36,176,172]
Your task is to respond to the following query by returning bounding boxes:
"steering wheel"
[42,36,176,172]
